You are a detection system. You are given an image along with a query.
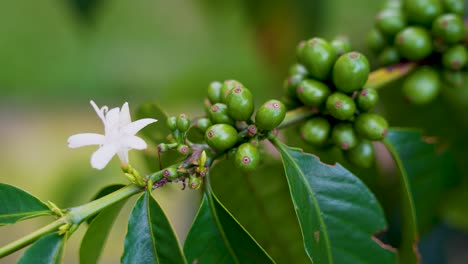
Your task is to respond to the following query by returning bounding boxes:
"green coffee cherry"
[221,80,243,103]
[403,0,442,26]
[331,123,358,150]
[255,99,286,130]
[300,117,331,146]
[157,143,169,153]
[355,113,389,140]
[326,92,356,120]
[163,167,179,180]
[195,117,212,132]
[289,63,308,76]
[367,28,387,54]
[344,140,375,168]
[382,0,401,10]
[188,176,202,190]
[442,0,465,15]
[226,86,254,121]
[376,9,406,37]
[284,74,304,98]
[297,38,337,80]
[377,46,400,66]
[442,44,467,70]
[331,36,352,56]
[442,69,464,88]
[357,88,379,111]
[176,114,190,132]
[332,52,370,93]
[167,116,177,131]
[207,81,222,104]
[297,79,331,106]
[205,124,238,151]
[402,66,441,104]
[234,143,260,172]
[177,144,191,156]
[209,103,234,125]
[432,14,464,44]
[395,26,433,61]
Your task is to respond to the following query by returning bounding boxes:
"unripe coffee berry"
[357,88,379,111]
[157,143,169,153]
[300,117,331,146]
[402,66,441,104]
[205,124,238,151]
[442,0,465,15]
[297,38,337,80]
[226,86,254,121]
[207,81,222,104]
[395,27,433,61]
[331,123,358,150]
[377,46,400,66]
[376,9,406,37]
[331,35,352,56]
[442,70,464,88]
[354,113,389,140]
[326,92,356,120]
[176,114,190,132]
[432,14,464,44]
[289,63,308,76]
[177,144,191,156]
[297,79,331,107]
[167,116,177,131]
[255,99,286,130]
[209,103,234,125]
[367,28,386,54]
[195,117,212,132]
[234,142,260,172]
[163,167,179,180]
[332,52,370,93]
[284,74,304,98]
[188,176,202,190]
[442,44,467,70]
[344,140,375,168]
[403,0,442,26]
[221,80,243,103]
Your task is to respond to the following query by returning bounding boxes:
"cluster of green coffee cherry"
[283,36,389,168]
[199,80,286,172]
[368,0,467,104]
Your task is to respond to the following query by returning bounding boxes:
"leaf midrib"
[145,192,160,264]
[274,140,334,263]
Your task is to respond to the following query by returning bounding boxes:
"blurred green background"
[1,0,468,263]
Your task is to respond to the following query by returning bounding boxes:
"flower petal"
[120,102,131,127]
[105,107,121,132]
[68,133,105,148]
[123,118,158,135]
[91,144,117,170]
[90,100,106,124]
[122,135,147,150]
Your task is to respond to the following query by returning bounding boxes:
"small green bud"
[355,113,389,141]
[188,176,202,190]
[226,86,254,121]
[297,79,331,107]
[344,140,375,168]
[234,143,260,172]
[157,143,169,153]
[177,144,191,156]
[176,114,190,132]
[326,92,356,120]
[247,124,257,136]
[207,81,223,104]
[163,167,179,180]
[331,123,358,150]
[255,99,287,130]
[332,52,370,93]
[205,124,238,151]
[357,88,379,111]
[167,116,177,131]
[209,103,234,125]
[300,117,331,146]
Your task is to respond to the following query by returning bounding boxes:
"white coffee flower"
[68,100,157,170]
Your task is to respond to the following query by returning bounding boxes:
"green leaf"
[122,190,186,264]
[135,101,171,144]
[184,191,274,264]
[0,183,51,225]
[272,139,396,264]
[86,184,125,224]
[384,129,459,263]
[210,159,309,263]
[18,232,65,264]
[79,185,127,264]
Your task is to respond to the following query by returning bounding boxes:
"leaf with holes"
[384,129,459,263]
[121,190,186,264]
[0,183,51,226]
[184,192,274,264]
[271,138,396,264]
